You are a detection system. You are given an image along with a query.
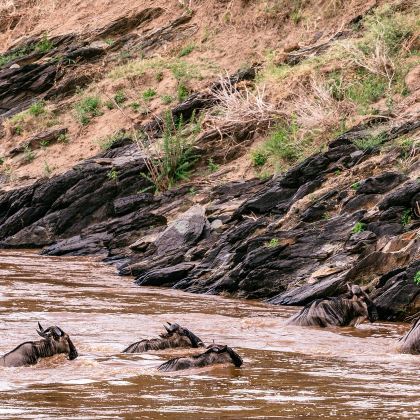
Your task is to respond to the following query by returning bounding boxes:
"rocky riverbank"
[0,111,418,320]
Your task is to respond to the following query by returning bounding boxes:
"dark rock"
[135,262,195,287]
[357,172,407,195]
[154,205,206,255]
[378,181,420,210]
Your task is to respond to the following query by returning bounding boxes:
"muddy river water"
[0,250,418,419]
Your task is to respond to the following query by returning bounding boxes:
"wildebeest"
[158,344,243,372]
[0,323,78,367]
[398,317,420,354]
[123,322,204,353]
[287,284,378,327]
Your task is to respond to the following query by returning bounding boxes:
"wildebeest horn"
[164,325,171,333]
[37,322,48,338]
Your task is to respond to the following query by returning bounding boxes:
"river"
[0,250,418,419]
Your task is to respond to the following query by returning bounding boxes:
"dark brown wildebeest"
[287,284,378,327]
[123,322,204,353]
[0,323,78,367]
[398,317,420,355]
[158,344,243,372]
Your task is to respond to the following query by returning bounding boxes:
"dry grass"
[343,41,396,88]
[206,77,284,130]
[289,76,353,131]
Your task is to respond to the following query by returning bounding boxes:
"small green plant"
[178,44,195,57]
[155,71,164,82]
[57,133,69,143]
[188,186,197,195]
[0,156,4,165]
[354,133,385,150]
[104,39,115,46]
[414,271,420,286]
[352,221,366,234]
[74,96,102,125]
[142,88,157,101]
[266,238,279,248]
[176,83,189,102]
[40,139,49,149]
[43,161,52,175]
[251,150,268,167]
[107,168,119,181]
[351,181,360,190]
[207,158,220,173]
[401,209,412,227]
[105,100,115,110]
[114,90,126,105]
[130,102,141,112]
[258,171,272,181]
[98,131,127,150]
[323,212,331,220]
[35,33,53,53]
[264,122,300,163]
[29,101,46,117]
[334,169,342,176]
[14,125,23,135]
[161,95,174,105]
[23,146,35,162]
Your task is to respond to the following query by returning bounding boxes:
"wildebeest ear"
[52,327,63,338]
[226,346,243,367]
[183,328,204,348]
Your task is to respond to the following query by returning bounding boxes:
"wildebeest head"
[160,322,204,348]
[398,317,420,355]
[204,344,243,367]
[346,284,378,323]
[37,322,78,360]
[158,343,243,372]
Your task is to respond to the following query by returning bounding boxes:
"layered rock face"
[0,116,418,320]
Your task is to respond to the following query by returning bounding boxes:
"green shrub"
[29,101,46,117]
[24,146,35,162]
[401,209,412,227]
[161,95,174,105]
[114,90,126,104]
[351,221,366,234]
[354,133,385,150]
[176,83,189,102]
[36,34,54,53]
[178,44,195,57]
[351,181,360,190]
[142,88,157,101]
[251,150,268,167]
[141,112,198,191]
[265,124,300,163]
[414,271,420,286]
[74,96,102,125]
[207,158,220,173]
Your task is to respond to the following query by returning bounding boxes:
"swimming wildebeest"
[287,284,378,327]
[0,323,78,367]
[398,317,420,355]
[123,322,204,353]
[158,344,243,372]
